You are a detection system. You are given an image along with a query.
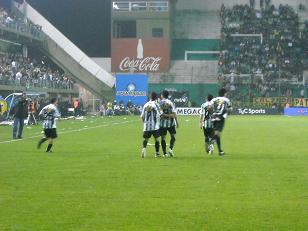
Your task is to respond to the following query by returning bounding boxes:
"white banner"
[176,107,202,116]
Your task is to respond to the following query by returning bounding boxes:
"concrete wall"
[149,60,219,84]
[91,58,112,73]
[136,19,170,38]
[112,12,170,39]
[173,11,221,39]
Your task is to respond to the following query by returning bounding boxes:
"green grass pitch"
[0,115,307,231]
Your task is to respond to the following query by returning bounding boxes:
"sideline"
[0,119,139,144]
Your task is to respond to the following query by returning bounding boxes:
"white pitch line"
[0,119,138,144]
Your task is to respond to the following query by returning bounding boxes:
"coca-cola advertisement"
[112,38,170,73]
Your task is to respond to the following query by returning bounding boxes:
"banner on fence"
[253,97,308,107]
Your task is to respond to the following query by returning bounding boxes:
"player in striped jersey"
[200,94,214,154]
[37,98,61,153]
[210,88,232,156]
[140,92,162,158]
[159,90,179,157]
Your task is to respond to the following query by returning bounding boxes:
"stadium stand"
[0,51,74,90]
[0,7,42,39]
[12,1,115,99]
[219,2,308,104]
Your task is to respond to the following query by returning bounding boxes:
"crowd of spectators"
[219,73,305,104]
[99,100,142,116]
[0,7,42,39]
[219,2,306,76]
[0,51,75,90]
[218,1,308,104]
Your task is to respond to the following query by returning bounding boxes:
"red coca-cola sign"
[112,38,170,73]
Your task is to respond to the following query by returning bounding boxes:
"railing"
[0,78,75,91]
[0,16,43,40]
[113,1,169,12]
[230,33,263,44]
[184,51,226,61]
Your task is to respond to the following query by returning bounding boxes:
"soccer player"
[159,90,179,157]
[37,98,61,153]
[141,92,162,158]
[200,94,214,154]
[210,88,232,156]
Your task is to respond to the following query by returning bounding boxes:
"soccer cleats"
[141,148,146,158]
[168,149,174,157]
[208,144,214,155]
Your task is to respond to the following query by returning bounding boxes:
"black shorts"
[213,119,225,132]
[143,130,160,139]
[203,127,214,141]
[44,128,58,139]
[159,126,176,136]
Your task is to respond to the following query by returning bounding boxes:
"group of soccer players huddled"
[35,88,232,156]
[141,88,232,158]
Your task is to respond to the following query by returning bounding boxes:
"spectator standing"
[106,102,113,116]
[73,99,79,116]
[99,103,105,116]
[12,92,28,139]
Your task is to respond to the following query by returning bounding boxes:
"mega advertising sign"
[115,74,148,106]
[176,107,202,116]
[112,38,170,72]
[284,107,308,116]
[175,107,280,116]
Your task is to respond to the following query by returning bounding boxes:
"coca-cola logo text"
[119,57,162,72]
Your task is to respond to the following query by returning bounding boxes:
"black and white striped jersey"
[39,104,60,129]
[159,99,176,128]
[210,96,232,120]
[201,101,213,128]
[141,101,162,131]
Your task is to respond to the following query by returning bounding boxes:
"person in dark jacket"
[12,93,28,139]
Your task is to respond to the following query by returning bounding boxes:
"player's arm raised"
[38,106,46,117]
